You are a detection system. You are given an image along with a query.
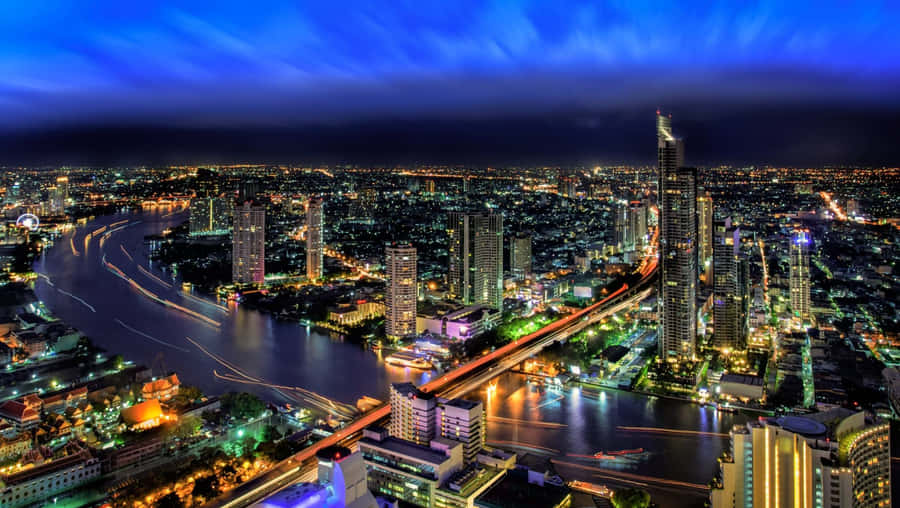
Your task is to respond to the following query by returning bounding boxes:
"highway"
[213,260,658,507]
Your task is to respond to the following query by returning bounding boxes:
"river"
[36,209,753,506]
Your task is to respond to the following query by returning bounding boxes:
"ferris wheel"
[15,213,40,232]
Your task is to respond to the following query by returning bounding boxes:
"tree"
[171,386,203,408]
[154,492,183,508]
[170,415,202,439]
[221,392,266,420]
[611,488,651,508]
[261,424,282,443]
[191,475,219,501]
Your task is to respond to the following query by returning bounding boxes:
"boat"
[606,448,644,456]
[385,351,433,370]
[592,452,617,460]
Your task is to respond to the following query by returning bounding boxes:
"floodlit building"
[0,443,101,508]
[232,201,265,284]
[386,243,417,339]
[307,197,324,281]
[447,212,503,309]
[790,229,811,323]
[657,111,697,360]
[711,411,890,508]
[390,382,437,446]
[437,398,484,464]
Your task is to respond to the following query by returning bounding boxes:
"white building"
[0,445,101,508]
[789,229,811,324]
[386,244,417,338]
[437,398,484,464]
[390,383,436,446]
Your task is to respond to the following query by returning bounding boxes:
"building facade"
[698,191,714,284]
[436,398,484,464]
[447,212,503,309]
[390,382,437,446]
[711,412,890,508]
[657,112,697,360]
[386,243,418,339]
[307,197,324,281]
[713,219,748,350]
[790,229,811,324]
[190,196,231,236]
[232,201,265,284]
[509,234,532,279]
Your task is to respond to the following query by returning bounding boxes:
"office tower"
[612,203,627,252]
[49,176,69,214]
[360,427,463,508]
[447,211,503,309]
[232,201,265,284]
[509,234,532,279]
[713,219,748,350]
[306,198,324,281]
[790,229,811,323]
[385,244,417,339]
[436,398,484,464]
[557,171,577,198]
[389,383,436,446]
[626,201,648,251]
[698,191,714,284]
[189,197,231,236]
[711,412,890,508]
[657,111,697,361]
[424,179,436,193]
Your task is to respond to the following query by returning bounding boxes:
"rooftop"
[360,435,451,466]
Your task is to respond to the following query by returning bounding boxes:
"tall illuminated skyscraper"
[232,201,265,284]
[447,212,503,309]
[713,219,748,350]
[657,111,697,361]
[306,198,324,281]
[697,191,714,284]
[509,234,532,279]
[385,243,417,339]
[790,229,811,323]
[189,197,230,236]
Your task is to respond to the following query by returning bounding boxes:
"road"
[212,265,658,507]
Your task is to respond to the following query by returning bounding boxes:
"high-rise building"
[447,212,503,309]
[232,201,265,284]
[698,191,714,284]
[424,179,436,193]
[625,201,648,252]
[50,176,69,215]
[790,229,811,324]
[711,412,890,508]
[657,111,697,361]
[307,198,324,281]
[385,244,417,339]
[557,171,577,198]
[436,398,484,464]
[509,234,532,279]
[189,197,231,236]
[389,382,436,446]
[713,219,748,350]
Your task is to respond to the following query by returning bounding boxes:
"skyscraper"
[389,382,436,446]
[509,234,532,279]
[657,111,697,361]
[232,201,265,284]
[790,229,811,323]
[189,196,231,236]
[626,201,648,252]
[306,197,324,281]
[697,191,714,284]
[447,211,503,309]
[713,219,748,350]
[436,398,484,464]
[385,244,417,339]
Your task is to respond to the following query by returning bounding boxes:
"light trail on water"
[617,426,729,438]
[115,319,190,353]
[55,288,96,313]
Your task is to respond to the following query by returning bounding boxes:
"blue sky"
[2,1,898,128]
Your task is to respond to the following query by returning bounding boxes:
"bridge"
[211,254,658,507]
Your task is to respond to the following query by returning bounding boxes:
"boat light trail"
[115,319,190,352]
[617,426,729,438]
[137,264,173,289]
[487,416,568,428]
[56,288,96,313]
[551,459,709,491]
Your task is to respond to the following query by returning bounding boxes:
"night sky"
[1,1,898,166]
